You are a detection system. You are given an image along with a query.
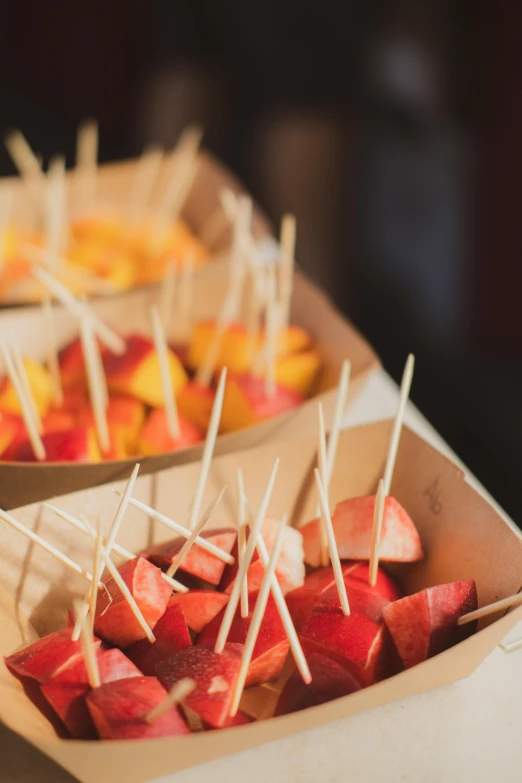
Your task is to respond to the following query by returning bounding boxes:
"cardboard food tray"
[1,420,521,783]
[0,254,378,509]
[0,150,273,308]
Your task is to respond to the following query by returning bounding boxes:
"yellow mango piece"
[275,350,322,397]
[187,322,256,374]
[0,357,53,417]
[107,339,188,408]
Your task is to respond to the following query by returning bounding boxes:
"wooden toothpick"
[325,359,351,483]
[0,345,45,460]
[73,599,101,689]
[150,305,180,441]
[4,130,46,210]
[277,213,296,338]
[229,515,287,716]
[112,490,234,565]
[316,403,330,568]
[45,155,67,268]
[263,269,279,399]
[11,346,42,435]
[314,468,350,616]
[166,485,227,578]
[42,295,63,407]
[215,458,280,653]
[237,470,249,619]
[100,544,156,643]
[458,592,522,626]
[368,479,386,587]
[383,354,415,496]
[76,119,98,215]
[146,678,196,724]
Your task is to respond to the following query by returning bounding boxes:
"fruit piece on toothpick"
[59,337,89,390]
[4,628,101,684]
[146,677,196,725]
[198,590,289,689]
[87,676,191,739]
[147,528,237,586]
[3,426,101,463]
[220,373,303,433]
[188,322,253,375]
[80,314,110,454]
[220,515,305,597]
[237,473,249,618]
[0,353,53,418]
[228,516,287,716]
[139,408,203,456]
[383,353,415,496]
[457,589,522,627]
[286,562,402,631]
[368,479,386,587]
[300,583,401,687]
[301,495,424,567]
[177,381,215,431]
[0,346,46,460]
[275,349,321,397]
[167,591,229,634]
[156,643,243,729]
[315,461,350,616]
[93,555,171,648]
[127,602,192,676]
[275,651,361,716]
[150,304,181,442]
[77,395,145,454]
[104,333,188,407]
[383,581,478,669]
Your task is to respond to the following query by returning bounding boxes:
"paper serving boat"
[1,420,521,783]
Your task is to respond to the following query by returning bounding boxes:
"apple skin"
[197,592,290,687]
[103,333,188,407]
[383,580,478,670]
[286,562,402,631]
[94,557,173,648]
[126,603,192,676]
[300,583,402,687]
[220,516,305,596]
[275,651,361,716]
[301,495,424,567]
[41,648,141,738]
[139,408,203,456]
[146,528,237,586]
[166,591,229,633]
[86,675,191,739]
[4,628,101,684]
[1,426,101,463]
[220,373,304,433]
[156,643,243,729]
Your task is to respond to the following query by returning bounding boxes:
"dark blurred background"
[0,1,521,523]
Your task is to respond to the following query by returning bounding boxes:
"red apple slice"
[146,528,237,586]
[220,374,303,433]
[275,651,361,716]
[127,603,192,675]
[300,584,402,687]
[4,627,100,684]
[139,408,203,456]
[286,562,402,631]
[197,592,290,687]
[203,710,254,730]
[86,675,190,739]
[41,648,141,738]
[301,495,424,567]
[167,591,229,633]
[220,516,305,596]
[94,557,173,648]
[383,580,478,669]
[156,643,243,728]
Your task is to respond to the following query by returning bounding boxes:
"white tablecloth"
[2,369,521,782]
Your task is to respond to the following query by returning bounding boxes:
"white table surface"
[2,368,521,783]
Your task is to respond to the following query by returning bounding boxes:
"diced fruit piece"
[4,628,101,684]
[275,325,312,356]
[94,557,173,648]
[203,710,254,730]
[301,495,424,567]
[58,386,89,414]
[167,591,229,633]
[220,374,303,433]
[103,334,188,407]
[42,410,76,435]
[198,592,289,687]
[41,648,141,738]
[275,350,321,397]
[221,517,305,596]
[139,409,203,456]
[1,426,101,463]
[275,651,361,716]
[77,395,145,453]
[187,322,254,374]
[0,357,53,416]
[87,675,190,739]
[156,643,243,729]
[177,382,215,431]
[0,412,24,456]
[383,581,478,669]
[59,338,90,390]
[127,603,192,675]
[146,528,237,586]
[300,584,402,687]
[286,562,402,631]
